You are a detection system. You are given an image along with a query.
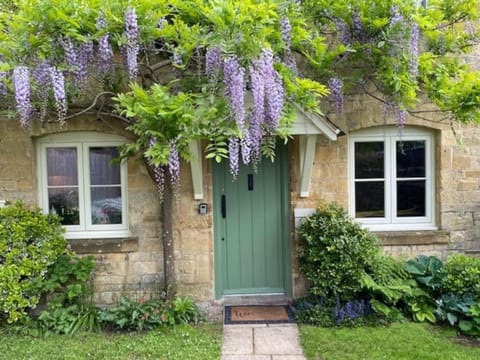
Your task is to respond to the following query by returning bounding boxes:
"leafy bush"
[442,254,480,297]
[37,304,101,336]
[298,202,380,300]
[435,293,480,336]
[361,255,423,322]
[0,201,67,323]
[36,253,96,307]
[99,295,203,332]
[404,255,444,293]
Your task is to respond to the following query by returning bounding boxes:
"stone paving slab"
[254,326,304,356]
[222,327,254,355]
[221,324,305,359]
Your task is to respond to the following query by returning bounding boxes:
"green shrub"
[404,255,444,293]
[99,295,203,332]
[435,293,480,336]
[298,202,380,300]
[0,201,67,324]
[442,254,480,297]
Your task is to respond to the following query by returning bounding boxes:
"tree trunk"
[161,171,176,299]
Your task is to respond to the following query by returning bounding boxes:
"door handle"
[221,194,226,218]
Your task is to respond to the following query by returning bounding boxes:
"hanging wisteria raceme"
[280,15,297,74]
[146,138,165,198]
[409,23,419,78]
[168,141,180,185]
[384,102,407,129]
[352,12,366,43]
[240,131,252,165]
[124,7,140,80]
[33,61,52,121]
[228,137,240,178]
[280,16,291,49]
[76,41,94,88]
[259,49,284,131]
[205,47,222,77]
[223,56,245,130]
[332,17,352,46]
[13,66,32,128]
[61,38,85,86]
[50,67,67,125]
[328,77,344,113]
[248,64,265,161]
[265,71,285,131]
[96,15,113,74]
[390,6,403,27]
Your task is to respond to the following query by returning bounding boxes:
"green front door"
[213,145,291,298]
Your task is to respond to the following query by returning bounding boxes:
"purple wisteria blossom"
[229,137,240,178]
[409,23,419,78]
[223,56,245,129]
[50,67,67,125]
[280,16,292,48]
[390,6,403,27]
[205,47,222,77]
[249,64,265,160]
[33,61,52,121]
[260,49,284,131]
[333,18,352,45]
[241,131,251,165]
[328,77,344,113]
[124,7,140,80]
[168,141,180,184]
[146,138,165,198]
[13,66,32,128]
[384,102,408,128]
[96,15,113,74]
[352,12,366,43]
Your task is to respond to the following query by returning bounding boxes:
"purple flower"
[205,47,222,77]
[13,66,32,128]
[33,61,52,87]
[228,137,240,178]
[352,12,366,43]
[168,141,180,184]
[50,67,67,125]
[249,64,265,160]
[259,49,284,131]
[223,56,245,129]
[96,15,113,74]
[333,18,352,45]
[146,138,166,198]
[409,23,419,78]
[280,16,292,49]
[241,131,251,165]
[390,6,403,27]
[124,7,140,80]
[328,77,344,113]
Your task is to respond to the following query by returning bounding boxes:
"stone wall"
[0,116,164,306]
[2,88,480,306]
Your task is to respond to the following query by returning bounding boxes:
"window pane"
[397,141,425,178]
[355,182,385,218]
[91,187,122,224]
[47,148,78,186]
[48,188,79,225]
[355,142,384,179]
[90,147,121,185]
[397,180,426,217]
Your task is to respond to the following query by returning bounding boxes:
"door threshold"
[222,293,290,306]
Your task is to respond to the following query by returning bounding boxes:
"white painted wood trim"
[299,134,317,198]
[189,140,204,200]
[290,103,340,140]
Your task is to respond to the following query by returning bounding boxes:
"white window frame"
[348,127,436,231]
[37,132,129,239]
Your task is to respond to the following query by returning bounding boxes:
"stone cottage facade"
[1,88,480,306]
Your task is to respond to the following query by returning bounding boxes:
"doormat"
[224,305,296,325]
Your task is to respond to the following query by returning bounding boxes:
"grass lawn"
[299,322,480,360]
[0,323,222,360]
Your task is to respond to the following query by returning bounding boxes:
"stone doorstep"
[221,325,305,359]
[222,294,291,306]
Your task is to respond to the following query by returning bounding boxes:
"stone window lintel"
[68,237,139,254]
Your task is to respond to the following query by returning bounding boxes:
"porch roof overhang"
[189,104,341,200]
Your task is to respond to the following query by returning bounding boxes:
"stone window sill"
[68,237,139,254]
[374,230,450,246]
